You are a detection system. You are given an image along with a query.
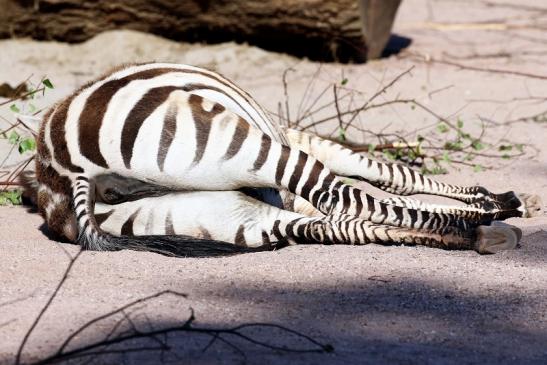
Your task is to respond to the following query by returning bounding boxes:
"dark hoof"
[475,225,518,254]
[491,221,523,242]
[491,191,522,210]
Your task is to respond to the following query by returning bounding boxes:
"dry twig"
[13,248,332,365]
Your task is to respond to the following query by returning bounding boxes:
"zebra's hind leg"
[282,214,518,253]
[283,127,542,217]
[380,196,524,238]
[322,214,518,254]
[379,196,513,225]
[94,189,516,253]
[279,214,474,249]
[380,196,522,252]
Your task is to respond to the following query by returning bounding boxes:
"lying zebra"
[21,63,543,257]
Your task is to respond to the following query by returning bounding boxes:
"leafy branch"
[273,65,532,175]
[0,77,53,203]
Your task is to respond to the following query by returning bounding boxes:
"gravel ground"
[1,1,546,364]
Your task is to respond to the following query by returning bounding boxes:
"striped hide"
[21,63,542,256]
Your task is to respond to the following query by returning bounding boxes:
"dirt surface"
[1,0,546,364]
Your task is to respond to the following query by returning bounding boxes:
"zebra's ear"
[15,114,41,133]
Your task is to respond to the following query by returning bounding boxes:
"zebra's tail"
[72,175,276,258]
[19,170,40,206]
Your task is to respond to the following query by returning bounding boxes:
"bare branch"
[15,250,83,365]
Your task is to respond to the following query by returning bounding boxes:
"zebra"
[20,62,543,257]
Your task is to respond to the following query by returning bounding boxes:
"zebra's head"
[20,166,78,242]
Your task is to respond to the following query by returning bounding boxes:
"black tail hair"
[79,232,277,258]
[19,170,39,206]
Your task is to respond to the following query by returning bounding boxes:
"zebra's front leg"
[283,127,542,218]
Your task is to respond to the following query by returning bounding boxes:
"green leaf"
[340,78,348,86]
[471,140,485,151]
[444,141,463,151]
[501,154,511,160]
[421,165,447,175]
[457,118,464,129]
[18,138,36,154]
[407,149,417,160]
[442,151,451,162]
[515,143,524,152]
[410,104,416,110]
[383,150,397,161]
[498,144,512,151]
[460,132,471,140]
[10,104,20,113]
[42,78,54,89]
[337,127,346,142]
[8,131,20,144]
[437,122,449,133]
[0,190,22,206]
[473,164,484,172]
[367,144,376,153]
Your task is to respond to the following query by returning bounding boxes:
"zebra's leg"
[95,189,381,247]
[95,92,472,236]
[94,173,171,203]
[381,196,523,243]
[379,196,527,227]
[321,214,518,253]
[95,193,517,254]
[283,127,542,217]
[94,168,498,237]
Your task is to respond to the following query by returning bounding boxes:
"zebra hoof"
[516,193,544,218]
[491,221,523,242]
[490,190,521,210]
[475,225,518,254]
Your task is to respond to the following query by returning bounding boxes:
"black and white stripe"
[30,62,536,256]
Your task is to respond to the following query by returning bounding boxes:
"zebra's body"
[24,62,542,257]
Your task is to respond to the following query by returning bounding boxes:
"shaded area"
[382,34,413,57]
[4,272,545,365]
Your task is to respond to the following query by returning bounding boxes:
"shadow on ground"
[7,270,546,365]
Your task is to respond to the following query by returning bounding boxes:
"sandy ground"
[1,0,546,364]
